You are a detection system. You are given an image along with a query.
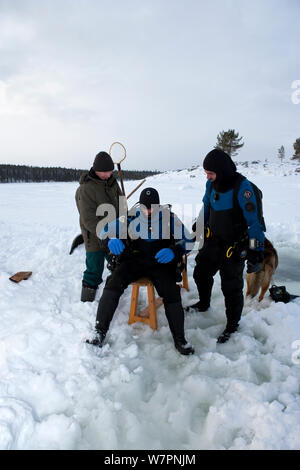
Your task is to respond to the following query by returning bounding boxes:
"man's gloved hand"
[108,238,125,255]
[155,248,175,264]
[247,250,264,273]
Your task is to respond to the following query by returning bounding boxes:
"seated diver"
[87,187,195,356]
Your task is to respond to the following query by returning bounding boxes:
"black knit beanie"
[93,151,114,172]
[139,187,160,209]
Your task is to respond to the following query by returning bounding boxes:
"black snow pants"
[95,257,185,342]
[193,237,245,329]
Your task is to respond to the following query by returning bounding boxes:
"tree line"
[277,139,300,163]
[215,129,300,162]
[1,131,299,183]
[0,164,160,183]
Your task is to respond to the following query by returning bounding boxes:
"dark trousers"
[193,238,245,329]
[96,257,185,341]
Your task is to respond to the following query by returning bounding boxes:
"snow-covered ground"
[0,160,300,450]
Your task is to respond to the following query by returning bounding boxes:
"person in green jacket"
[75,151,124,302]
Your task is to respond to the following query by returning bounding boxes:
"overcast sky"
[0,0,299,170]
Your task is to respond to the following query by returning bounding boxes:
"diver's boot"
[217,324,239,344]
[86,328,106,347]
[81,281,97,302]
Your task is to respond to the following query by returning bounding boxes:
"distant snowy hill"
[0,159,300,450]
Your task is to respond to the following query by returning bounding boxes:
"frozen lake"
[0,162,300,450]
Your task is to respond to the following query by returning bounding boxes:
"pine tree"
[215,129,244,158]
[291,138,300,162]
[278,145,285,163]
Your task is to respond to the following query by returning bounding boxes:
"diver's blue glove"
[155,248,175,264]
[108,238,125,255]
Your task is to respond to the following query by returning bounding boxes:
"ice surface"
[0,160,300,449]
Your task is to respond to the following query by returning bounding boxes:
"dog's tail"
[69,234,84,254]
[274,249,279,270]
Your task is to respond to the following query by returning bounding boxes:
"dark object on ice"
[269,285,299,304]
[81,281,97,302]
[69,234,84,254]
[9,271,32,283]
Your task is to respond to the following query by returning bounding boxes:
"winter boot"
[164,301,195,356]
[81,281,97,302]
[174,337,195,355]
[217,324,238,344]
[86,328,106,347]
[95,288,123,333]
[185,300,210,312]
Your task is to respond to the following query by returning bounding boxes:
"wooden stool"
[128,256,189,330]
[129,278,163,330]
[178,255,189,291]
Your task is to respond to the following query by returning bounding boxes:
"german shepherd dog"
[246,238,278,302]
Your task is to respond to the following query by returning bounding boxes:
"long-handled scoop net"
[109,141,127,197]
[109,141,147,200]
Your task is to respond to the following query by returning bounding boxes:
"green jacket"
[75,168,123,252]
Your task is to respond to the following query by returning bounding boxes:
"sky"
[0,0,300,171]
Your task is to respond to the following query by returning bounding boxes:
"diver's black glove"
[247,250,264,273]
